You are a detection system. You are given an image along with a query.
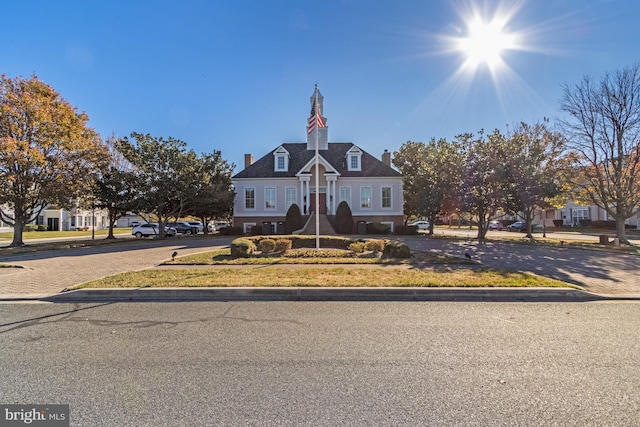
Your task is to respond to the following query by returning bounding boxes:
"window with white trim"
[276,155,286,171]
[243,223,256,234]
[360,187,371,209]
[285,188,297,210]
[265,188,276,210]
[381,186,391,208]
[245,188,255,210]
[339,187,351,205]
[351,155,362,171]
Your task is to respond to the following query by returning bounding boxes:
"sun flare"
[457,17,516,70]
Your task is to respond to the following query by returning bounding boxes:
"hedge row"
[230,236,411,258]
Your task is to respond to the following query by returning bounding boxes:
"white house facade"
[0,203,109,231]
[232,87,404,234]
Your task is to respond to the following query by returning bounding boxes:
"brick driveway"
[0,235,638,298]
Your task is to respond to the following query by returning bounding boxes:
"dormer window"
[350,155,359,170]
[346,146,363,171]
[273,146,290,172]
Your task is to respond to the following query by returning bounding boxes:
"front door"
[310,193,327,214]
[47,217,59,231]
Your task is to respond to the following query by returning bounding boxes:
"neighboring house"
[232,87,404,234]
[550,201,639,228]
[0,203,109,231]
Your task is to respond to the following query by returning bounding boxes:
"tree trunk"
[615,216,627,243]
[106,212,117,239]
[10,216,26,247]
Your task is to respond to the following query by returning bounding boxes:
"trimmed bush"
[349,242,366,253]
[258,238,277,253]
[383,240,411,258]
[579,219,592,227]
[250,225,262,235]
[395,225,418,235]
[365,239,385,252]
[36,225,48,231]
[366,222,390,234]
[592,220,616,229]
[285,203,303,234]
[24,225,37,232]
[220,226,244,236]
[230,238,256,257]
[335,201,353,234]
[552,219,563,227]
[274,239,292,253]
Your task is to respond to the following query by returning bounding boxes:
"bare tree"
[560,63,640,243]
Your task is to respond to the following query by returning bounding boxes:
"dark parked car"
[506,221,527,232]
[166,221,199,235]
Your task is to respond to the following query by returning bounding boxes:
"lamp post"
[91,201,95,240]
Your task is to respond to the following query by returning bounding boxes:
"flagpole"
[314,86,320,249]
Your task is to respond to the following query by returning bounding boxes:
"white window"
[381,186,392,208]
[360,187,371,209]
[273,147,290,172]
[245,188,255,210]
[339,187,351,205]
[243,223,256,234]
[350,155,359,170]
[265,188,276,210]
[285,188,297,210]
[346,146,363,171]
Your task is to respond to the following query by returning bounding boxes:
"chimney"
[382,149,391,167]
[244,154,254,169]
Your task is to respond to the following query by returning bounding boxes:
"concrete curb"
[0,287,608,303]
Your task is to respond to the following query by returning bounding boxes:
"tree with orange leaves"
[0,74,108,247]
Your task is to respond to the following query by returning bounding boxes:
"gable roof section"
[233,143,401,179]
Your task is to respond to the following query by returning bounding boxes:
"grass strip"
[73,267,573,289]
[164,249,470,265]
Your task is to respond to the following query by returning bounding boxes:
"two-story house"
[232,87,404,234]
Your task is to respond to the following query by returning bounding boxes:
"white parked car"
[409,221,430,230]
[131,223,177,238]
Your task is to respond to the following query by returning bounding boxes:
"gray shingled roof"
[233,143,401,179]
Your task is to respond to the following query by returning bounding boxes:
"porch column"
[299,176,311,215]
[325,175,337,214]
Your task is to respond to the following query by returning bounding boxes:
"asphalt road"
[1,301,638,426]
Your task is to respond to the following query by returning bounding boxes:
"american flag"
[307,101,326,135]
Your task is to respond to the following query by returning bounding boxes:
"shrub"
[592,220,616,229]
[349,242,366,253]
[395,225,418,235]
[24,224,37,232]
[257,238,277,253]
[552,219,563,228]
[366,222,390,234]
[36,225,48,231]
[579,219,592,227]
[230,238,256,257]
[335,201,353,234]
[383,240,411,258]
[285,203,303,234]
[220,226,244,236]
[250,225,262,235]
[274,239,292,253]
[365,239,385,253]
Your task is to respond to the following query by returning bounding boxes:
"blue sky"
[2,0,639,172]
